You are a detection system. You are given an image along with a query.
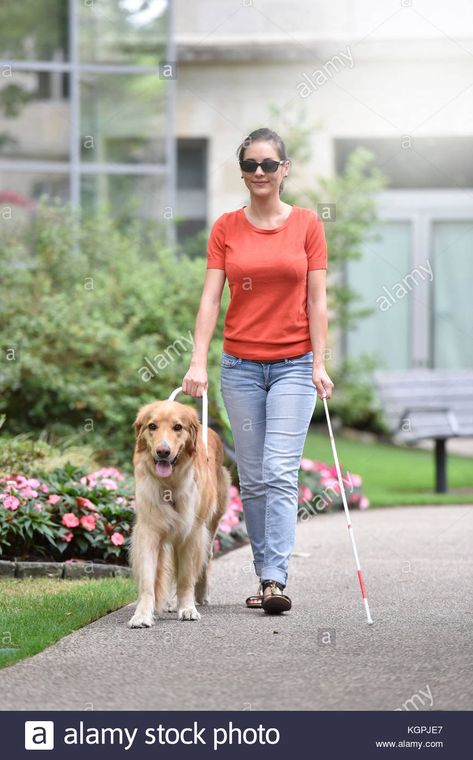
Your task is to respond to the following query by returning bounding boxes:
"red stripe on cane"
[357,570,367,599]
[347,523,352,529]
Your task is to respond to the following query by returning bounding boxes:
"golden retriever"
[128,399,231,627]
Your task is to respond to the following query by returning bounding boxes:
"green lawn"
[0,577,137,669]
[304,429,473,507]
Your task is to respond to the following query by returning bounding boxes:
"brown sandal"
[261,580,292,614]
[245,582,263,608]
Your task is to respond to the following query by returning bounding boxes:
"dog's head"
[133,400,199,479]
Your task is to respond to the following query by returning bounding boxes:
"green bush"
[0,200,229,466]
[0,432,102,477]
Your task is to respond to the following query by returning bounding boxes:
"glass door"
[432,221,473,368]
[345,190,473,371]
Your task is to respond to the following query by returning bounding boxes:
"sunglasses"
[239,159,286,173]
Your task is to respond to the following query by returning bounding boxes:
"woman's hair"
[236,127,288,195]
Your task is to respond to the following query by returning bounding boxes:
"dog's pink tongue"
[156,460,172,478]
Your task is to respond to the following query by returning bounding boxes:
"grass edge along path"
[0,576,137,670]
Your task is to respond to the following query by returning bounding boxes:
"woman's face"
[240,140,289,198]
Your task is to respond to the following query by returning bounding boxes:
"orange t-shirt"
[206,204,327,361]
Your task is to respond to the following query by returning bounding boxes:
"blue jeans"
[220,350,316,586]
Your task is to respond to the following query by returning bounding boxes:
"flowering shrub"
[0,464,135,563]
[212,485,247,557]
[298,457,369,515]
[0,458,367,565]
[0,464,246,564]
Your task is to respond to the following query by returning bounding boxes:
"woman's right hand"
[182,362,208,397]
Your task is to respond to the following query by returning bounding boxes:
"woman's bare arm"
[307,269,334,399]
[182,269,226,396]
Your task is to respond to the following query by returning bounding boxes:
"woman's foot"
[261,580,292,614]
[245,580,263,608]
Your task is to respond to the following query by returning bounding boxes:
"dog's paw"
[196,594,210,606]
[128,612,155,628]
[178,606,201,621]
[164,599,178,613]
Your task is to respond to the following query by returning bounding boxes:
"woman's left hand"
[313,365,334,399]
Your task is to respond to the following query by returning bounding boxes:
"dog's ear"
[186,410,200,456]
[133,407,148,451]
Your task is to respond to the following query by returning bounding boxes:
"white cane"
[322,395,374,625]
[168,386,208,457]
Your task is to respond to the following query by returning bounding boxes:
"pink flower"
[34,503,43,512]
[39,483,49,493]
[359,497,370,510]
[26,478,40,488]
[213,538,221,553]
[111,532,124,546]
[64,532,74,542]
[350,474,362,488]
[300,458,316,471]
[218,521,232,534]
[298,484,313,504]
[76,496,97,511]
[80,467,124,489]
[100,467,124,480]
[228,485,243,512]
[323,478,340,492]
[21,487,38,498]
[3,495,20,510]
[80,515,96,531]
[100,478,118,490]
[47,494,61,505]
[62,512,80,528]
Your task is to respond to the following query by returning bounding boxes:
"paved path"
[1,505,472,711]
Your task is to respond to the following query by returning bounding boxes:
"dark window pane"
[0,0,68,61]
[79,0,168,65]
[335,137,473,189]
[177,139,207,189]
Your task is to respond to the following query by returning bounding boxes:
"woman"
[182,127,334,614]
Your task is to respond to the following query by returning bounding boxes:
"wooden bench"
[372,369,473,493]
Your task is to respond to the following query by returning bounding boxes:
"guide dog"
[128,399,231,627]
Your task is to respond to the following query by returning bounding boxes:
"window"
[176,139,207,247]
[0,0,174,231]
[335,137,473,189]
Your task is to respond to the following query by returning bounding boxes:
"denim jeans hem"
[261,567,287,586]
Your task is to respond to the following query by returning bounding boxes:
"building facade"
[1,1,472,371]
[175,0,473,371]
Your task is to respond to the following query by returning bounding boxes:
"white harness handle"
[168,386,208,456]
